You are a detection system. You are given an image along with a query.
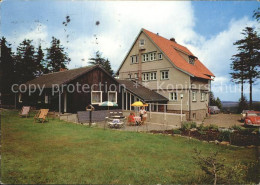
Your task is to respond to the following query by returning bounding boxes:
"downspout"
[59,87,61,115]
[189,77,191,121]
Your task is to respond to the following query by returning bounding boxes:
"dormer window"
[139,39,145,46]
[189,56,196,65]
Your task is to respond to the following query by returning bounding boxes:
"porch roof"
[118,80,168,102]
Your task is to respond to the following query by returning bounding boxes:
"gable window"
[161,70,169,80]
[150,72,157,80]
[131,55,138,64]
[150,52,156,61]
[91,91,102,104]
[108,91,117,103]
[142,73,150,81]
[201,92,206,101]
[158,53,163,60]
[192,91,197,102]
[169,92,177,101]
[139,39,145,46]
[142,54,149,62]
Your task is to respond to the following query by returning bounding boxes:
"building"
[117,28,215,120]
[17,65,123,113]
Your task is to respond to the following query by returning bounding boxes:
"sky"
[1,0,260,101]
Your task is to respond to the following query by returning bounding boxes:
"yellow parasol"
[131,101,144,107]
[143,103,149,107]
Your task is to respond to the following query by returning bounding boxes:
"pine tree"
[15,39,37,84]
[35,45,45,77]
[89,51,114,75]
[230,52,247,100]
[230,27,260,109]
[0,37,15,94]
[46,37,70,73]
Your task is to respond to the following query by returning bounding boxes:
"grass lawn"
[1,110,259,184]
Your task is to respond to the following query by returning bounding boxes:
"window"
[201,92,206,101]
[169,92,177,101]
[189,57,195,65]
[131,55,138,64]
[150,72,157,80]
[91,91,102,104]
[161,70,169,80]
[192,91,197,102]
[18,93,22,103]
[142,54,149,62]
[45,94,48,104]
[150,52,156,61]
[139,39,145,46]
[142,73,150,81]
[128,74,132,79]
[108,91,117,103]
[134,73,138,79]
[158,53,163,60]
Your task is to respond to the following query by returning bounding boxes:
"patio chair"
[34,109,49,123]
[19,106,31,118]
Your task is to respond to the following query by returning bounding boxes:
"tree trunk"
[249,78,253,109]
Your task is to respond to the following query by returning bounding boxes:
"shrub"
[181,122,197,131]
[218,131,231,142]
[190,122,197,129]
[172,129,181,135]
[198,124,210,131]
[209,124,218,131]
[230,125,243,131]
[239,128,255,135]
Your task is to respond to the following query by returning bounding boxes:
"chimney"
[157,33,159,35]
[170,38,176,43]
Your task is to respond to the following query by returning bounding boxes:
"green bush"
[218,131,231,142]
[198,124,210,131]
[231,125,243,131]
[181,122,197,131]
[239,128,255,135]
[198,130,206,135]
[190,122,197,129]
[209,124,218,130]
[173,129,182,135]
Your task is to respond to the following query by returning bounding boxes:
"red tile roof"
[143,29,214,80]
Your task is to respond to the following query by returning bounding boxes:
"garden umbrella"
[131,101,143,107]
[99,101,118,107]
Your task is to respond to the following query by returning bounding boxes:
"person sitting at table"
[128,112,135,126]
[139,106,146,122]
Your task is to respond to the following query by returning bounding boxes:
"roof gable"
[142,29,214,79]
[24,65,114,88]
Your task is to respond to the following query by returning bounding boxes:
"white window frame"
[142,54,149,62]
[108,91,117,103]
[45,94,48,104]
[142,72,150,81]
[150,52,156,61]
[139,39,145,46]
[134,73,138,79]
[18,93,22,103]
[91,91,102,104]
[158,53,163,60]
[169,92,178,101]
[160,70,169,80]
[150,72,157,80]
[131,55,138,64]
[192,91,197,102]
[201,92,206,101]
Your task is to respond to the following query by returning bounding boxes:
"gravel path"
[203,113,243,128]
